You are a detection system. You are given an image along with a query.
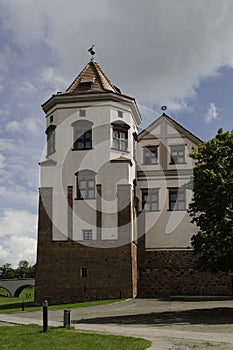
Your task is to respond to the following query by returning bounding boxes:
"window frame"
[72,120,93,151]
[168,188,186,211]
[143,145,158,165]
[75,170,96,200]
[83,229,93,240]
[170,145,186,164]
[80,267,88,278]
[142,188,159,212]
[45,125,56,156]
[111,121,130,152]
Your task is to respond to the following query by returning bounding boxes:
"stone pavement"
[1,298,233,349]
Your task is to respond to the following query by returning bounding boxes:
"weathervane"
[88,45,95,60]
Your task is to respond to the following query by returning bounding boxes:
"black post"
[43,300,48,332]
[63,310,71,327]
[22,301,24,312]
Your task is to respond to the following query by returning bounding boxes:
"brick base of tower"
[35,187,136,305]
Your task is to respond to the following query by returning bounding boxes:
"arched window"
[75,170,96,199]
[45,125,56,156]
[72,120,93,150]
[111,121,130,151]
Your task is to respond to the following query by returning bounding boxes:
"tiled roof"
[59,60,121,95]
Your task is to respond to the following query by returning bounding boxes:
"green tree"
[0,263,16,279]
[15,260,30,278]
[189,128,233,272]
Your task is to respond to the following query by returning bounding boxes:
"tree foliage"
[189,128,233,272]
[0,261,36,279]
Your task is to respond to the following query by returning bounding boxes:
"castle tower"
[35,58,141,304]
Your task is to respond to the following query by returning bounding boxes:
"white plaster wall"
[40,98,139,242]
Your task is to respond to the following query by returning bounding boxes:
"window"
[143,146,158,164]
[45,125,56,156]
[80,267,88,278]
[79,80,93,90]
[133,132,137,160]
[50,115,54,123]
[72,120,93,150]
[112,121,130,151]
[169,188,186,211]
[142,189,159,211]
[170,145,185,164]
[118,110,123,118]
[79,109,86,117]
[76,170,96,199]
[83,229,93,240]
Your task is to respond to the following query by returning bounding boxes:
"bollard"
[63,310,71,327]
[43,300,48,332]
[22,301,24,312]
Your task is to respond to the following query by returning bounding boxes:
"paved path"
[1,298,233,349]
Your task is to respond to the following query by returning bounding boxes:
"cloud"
[5,118,42,135]
[0,154,6,169]
[0,208,37,237]
[0,186,38,207]
[0,209,37,267]
[1,0,233,107]
[205,102,219,122]
[5,120,21,133]
[7,235,37,268]
[0,236,37,268]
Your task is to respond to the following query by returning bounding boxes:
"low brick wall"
[137,240,232,297]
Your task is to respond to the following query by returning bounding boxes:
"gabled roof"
[60,60,121,95]
[138,113,202,145]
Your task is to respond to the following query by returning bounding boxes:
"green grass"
[0,297,123,314]
[0,325,151,350]
[0,287,34,302]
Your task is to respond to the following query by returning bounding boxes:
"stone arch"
[0,286,11,297]
[14,284,34,297]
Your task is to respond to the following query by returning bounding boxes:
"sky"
[0,0,233,267]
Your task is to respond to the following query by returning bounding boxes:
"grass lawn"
[0,325,151,350]
[0,292,124,314]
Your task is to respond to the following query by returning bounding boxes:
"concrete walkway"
[1,298,233,349]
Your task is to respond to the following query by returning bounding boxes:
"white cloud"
[5,117,42,135]
[205,102,219,122]
[40,67,67,92]
[0,208,37,237]
[5,120,22,133]
[0,154,6,169]
[7,235,37,268]
[0,209,37,267]
[0,245,10,262]
[0,236,36,268]
[0,186,38,207]
[1,0,233,107]
[0,139,16,152]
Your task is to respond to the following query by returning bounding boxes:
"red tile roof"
[60,60,121,95]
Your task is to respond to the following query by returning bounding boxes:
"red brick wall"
[137,234,232,297]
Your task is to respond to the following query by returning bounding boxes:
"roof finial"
[88,45,95,60]
[161,105,167,114]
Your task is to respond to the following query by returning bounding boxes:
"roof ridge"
[91,61,117,92]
